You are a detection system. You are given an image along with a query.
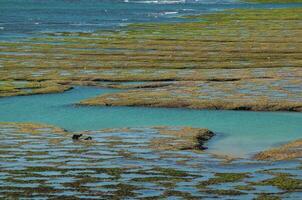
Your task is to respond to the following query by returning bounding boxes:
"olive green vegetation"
[234,185,255,191]
[197,171,302,195]
[161,190,199,199]
[255,173,302,191]
[197,172,250,196]
[80,86,302,112]
[1,8,302,112]
[0,80,72,97]
[254,139,302,160]
[254,194,281,200]
[153,167,189,177]
[1,122,301,199]
[73,7,301,111]
[198,172,250,188]
[0,122,67,134]
[150,127,214,151]
[0,123,194,198]
[202,189,244,196]
[147,167,193,189]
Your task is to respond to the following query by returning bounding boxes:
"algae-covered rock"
[150,126,214,151]
[1,7,302,112]
[253,173,302,192]
[254,139,302,161]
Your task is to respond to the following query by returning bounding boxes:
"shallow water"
[0,123,301,199]
[0,86,301,157]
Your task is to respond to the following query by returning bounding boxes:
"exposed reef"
[0,122,301,199]
[79,86,302,112]
[0,122,67,134]
[254,139,302,161]
[0,7,301,111]
[150,126,214,151]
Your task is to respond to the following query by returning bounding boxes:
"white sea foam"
[182,8,195,11]
[126,0,186,4]
[70,23,107,26]
[163,11,178,15]
[124,0,237,4]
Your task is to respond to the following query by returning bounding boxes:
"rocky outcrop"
[254,139,302,161]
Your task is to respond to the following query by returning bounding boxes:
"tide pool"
[0,86,301,157]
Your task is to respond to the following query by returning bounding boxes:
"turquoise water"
[0,87,301,157]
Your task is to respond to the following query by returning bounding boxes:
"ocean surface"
[1,0,302,40]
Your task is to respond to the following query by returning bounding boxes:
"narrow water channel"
[1,86,301,157]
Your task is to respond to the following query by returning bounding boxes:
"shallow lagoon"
[0,86,301,157]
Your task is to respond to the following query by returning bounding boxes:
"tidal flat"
[0,122,301,199]
[0,0,302,199]
[1,7,302,111]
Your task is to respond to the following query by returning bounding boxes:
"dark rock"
[72,134,83,140]
[84,136,92,140]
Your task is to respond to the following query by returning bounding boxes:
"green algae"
[161,190,199,199]
[198,172,250,188]
[254,139,302,161]
[95,168,124,180]
[255,173,302,191]
[0,122,302,199]
[79,81,302,112]
[0,7,301,112]
[104,183,140,198]
[153,167,189,177]
[131,176,169,182]
[150,127,214,151]
[202,189,244,196]
[254,194,282,200]
[235,185,255,191]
